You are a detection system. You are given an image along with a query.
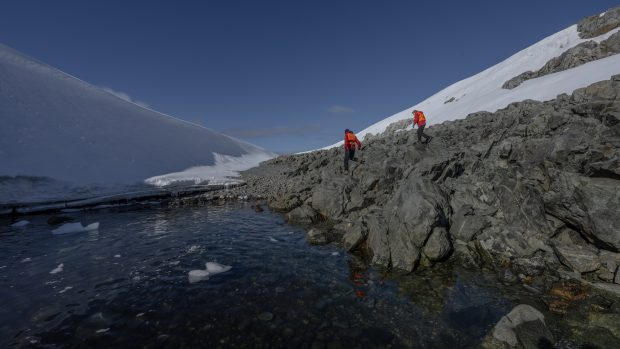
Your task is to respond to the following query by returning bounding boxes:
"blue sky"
[1,0,617,153]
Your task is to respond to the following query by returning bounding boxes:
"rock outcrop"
[577,6,620,39]
[481,304,554,349]
[503,31,620,89]
[191,76,620,291]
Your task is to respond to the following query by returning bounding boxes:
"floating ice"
[187,245,200,253]
[11,220,30,228]
[331,252,339,256]
[58,286,73,294]
[52,222,99,235]
[269,237,278,242]
[114,254,121,258]
[50,263,64,274]
[188,269,210,283]
[21,257,32,263]
[95,328,109,334]
[205,262,232,275]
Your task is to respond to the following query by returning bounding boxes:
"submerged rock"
[481,304,554,349]
[306,228,327,245]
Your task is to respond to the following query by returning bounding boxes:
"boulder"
[306,228,327,245]
[422,227,452,262]
[341,220,368,252]
[552,242,601,273]
[286,204,317,223]
[481,304,554,349]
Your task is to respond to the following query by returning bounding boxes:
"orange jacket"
[413,111,427,126]
[344,132,361,150]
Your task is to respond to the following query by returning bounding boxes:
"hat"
[345,129,350,133]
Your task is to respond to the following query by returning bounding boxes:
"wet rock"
[258,312,273,322]
[422,227,452,262]
[588,312,620,339]
[306,229,327,245]
[481,304,554,349]
[342,220,368,252]
[286,205,317,223]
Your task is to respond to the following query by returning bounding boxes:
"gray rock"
[306,228,327,245]
[422,227,452,262]
[286,204,317,223]
[482,304,554,349]
[577,5,620,39]
[616,265,620,285]
[341,220,368,252]
[552,241,601,273]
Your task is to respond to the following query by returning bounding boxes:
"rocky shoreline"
[173,76,620,347]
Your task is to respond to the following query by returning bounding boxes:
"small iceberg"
[50,263,64,274]
[205,262,232,275]
[188,262,231,283]
[11,220,30,228]
[188,270,210,283]
[52,222,99,235]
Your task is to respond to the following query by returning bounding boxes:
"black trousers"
[344,149,355,170]
[417,124,430,143]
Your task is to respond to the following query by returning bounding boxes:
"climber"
[413,110,432,144]
[344,129,362,171]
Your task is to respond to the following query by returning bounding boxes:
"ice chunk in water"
[52,222,99,235]
[11,220,30,227]
[188,270,210,283]
[50,263,64,274]
[205,262,232,275]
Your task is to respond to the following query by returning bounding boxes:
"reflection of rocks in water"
[391,266,457,315]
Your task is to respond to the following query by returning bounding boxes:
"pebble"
[258,312,274,321]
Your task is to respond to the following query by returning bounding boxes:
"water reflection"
[0,204,518,348]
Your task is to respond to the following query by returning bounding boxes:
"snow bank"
[145,152,273,187]
[52,222,99,235]
[323,25,620,149]
[0,43,274,203]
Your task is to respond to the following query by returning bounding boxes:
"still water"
[1,203,517,348]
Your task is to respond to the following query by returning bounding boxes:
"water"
[0,203,520,348]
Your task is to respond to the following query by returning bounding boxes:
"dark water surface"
[1,203,521,348]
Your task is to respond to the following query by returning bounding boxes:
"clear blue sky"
[1,0,617,153]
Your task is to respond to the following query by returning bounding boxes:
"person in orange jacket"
[344,129,362,171]
[413,110,432,144]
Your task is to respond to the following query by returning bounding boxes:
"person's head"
[412,110,418,114]
[345,129,350,133]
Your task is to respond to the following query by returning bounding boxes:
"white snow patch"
[321,25,620,150]
[50,263,64,274]
[11,220,30,227]
[145,152,274,187]
[52,222,99,235]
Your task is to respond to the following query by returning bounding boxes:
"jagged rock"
[342,220,367,252]
[384,177,450,271]
[422,227,452,262]
[615,266,620,284]
[306,228,327,245]
[286,204,317,223]
[481,304,554,349]
[365,214,391,267]
[449,205,489,242]
[452,240,480,269]
[552,242,601,273]
[577,5,620,39]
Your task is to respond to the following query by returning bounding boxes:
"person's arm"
[413,114,419,127]
[356,138,362,150]
[344,135,349,150]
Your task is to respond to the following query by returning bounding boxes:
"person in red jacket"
[344,129,362,171]
[413,110,432,144]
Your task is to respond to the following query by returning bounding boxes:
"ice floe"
[188,262,232,283]
[50,263,64,274]
[52,222,99,235]
[11,220,30,228]
[21,257,32,263]
[58,286,73,294]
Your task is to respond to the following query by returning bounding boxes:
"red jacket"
[344,132,361,150]
[413,111,427,127]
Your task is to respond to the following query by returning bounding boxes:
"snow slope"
[0,43,274,203]
[324,25,620,149]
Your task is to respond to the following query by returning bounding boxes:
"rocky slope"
[190,76,620,297]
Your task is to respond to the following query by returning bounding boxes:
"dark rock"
[306,228,327,245]
[552,241,601,273]
[481,304,554,349]
[286,205,317,223]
